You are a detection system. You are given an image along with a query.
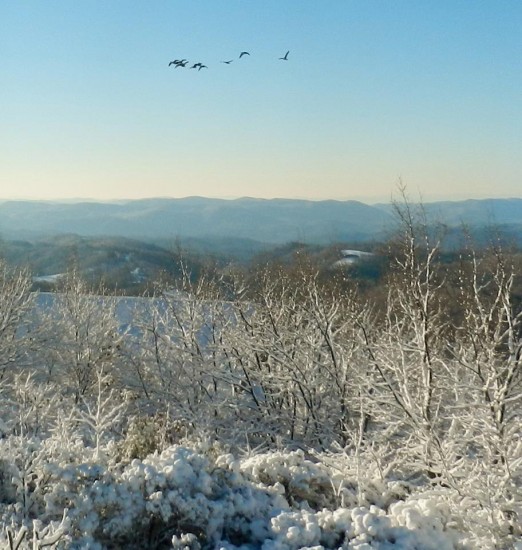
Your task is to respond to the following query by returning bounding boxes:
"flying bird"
[190,63,203,69]
[221,60,233,64]
[239,51,250,58]
[279,51,289,60]
[169,59,188,67]
[197,64,208,70]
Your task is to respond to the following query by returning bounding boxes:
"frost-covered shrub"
[117,415,163,461]
[116,414,191,463]
[230,450,462,550]
[0,373,62,439]
[0,437,483,549]
[28,445,284,547]
[237,450,340,510]
[263,502,457,550]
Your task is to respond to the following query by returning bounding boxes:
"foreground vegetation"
[0,207,521,548]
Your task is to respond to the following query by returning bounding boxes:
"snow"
[0,373,520,549]
[333,250,375,268]
[32,273,65,283]
[0,436,468,549]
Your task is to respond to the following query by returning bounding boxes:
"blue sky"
[1,1,521,202]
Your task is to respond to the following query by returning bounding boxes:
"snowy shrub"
[0,436,464,548]
[116,414,192,463]
[238,450,341,510]
[0,410,507,549]
[117,415,165,462]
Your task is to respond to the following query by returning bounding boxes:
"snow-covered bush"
[1,441,466,549]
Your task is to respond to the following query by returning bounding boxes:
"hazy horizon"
[0,193,521,206]
[2,1,521,203]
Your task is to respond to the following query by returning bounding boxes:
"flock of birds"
[168,50,290,71]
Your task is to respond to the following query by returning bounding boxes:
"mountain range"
[1,196,521,245]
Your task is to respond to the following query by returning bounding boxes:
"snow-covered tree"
[0,260,34,380]
[35,267,126,400]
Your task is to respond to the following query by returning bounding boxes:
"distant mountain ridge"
[376,198,522,226]
[0,196,521,244]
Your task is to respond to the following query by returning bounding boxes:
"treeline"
[0,203,521,547]
[2,222,521,298]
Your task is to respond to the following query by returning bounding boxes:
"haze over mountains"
[1,197,521,245]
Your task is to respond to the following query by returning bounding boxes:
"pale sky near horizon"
[1,1,521,203]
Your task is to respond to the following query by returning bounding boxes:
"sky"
[1,1,521,203]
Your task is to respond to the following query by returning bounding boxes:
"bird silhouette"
[169,59,188,67]
[279,51,289,60]
[197,64,208,70]
[221,60,233,64]
[190,63,203,69]
[239,51,250,58]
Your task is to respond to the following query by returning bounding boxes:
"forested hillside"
[0,207,521,548]
[0,235,383,294]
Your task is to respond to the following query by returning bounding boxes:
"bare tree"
[37,267,126,400]
[446,242,522,534]
[356,197,453,479]
[0,260,34,380]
